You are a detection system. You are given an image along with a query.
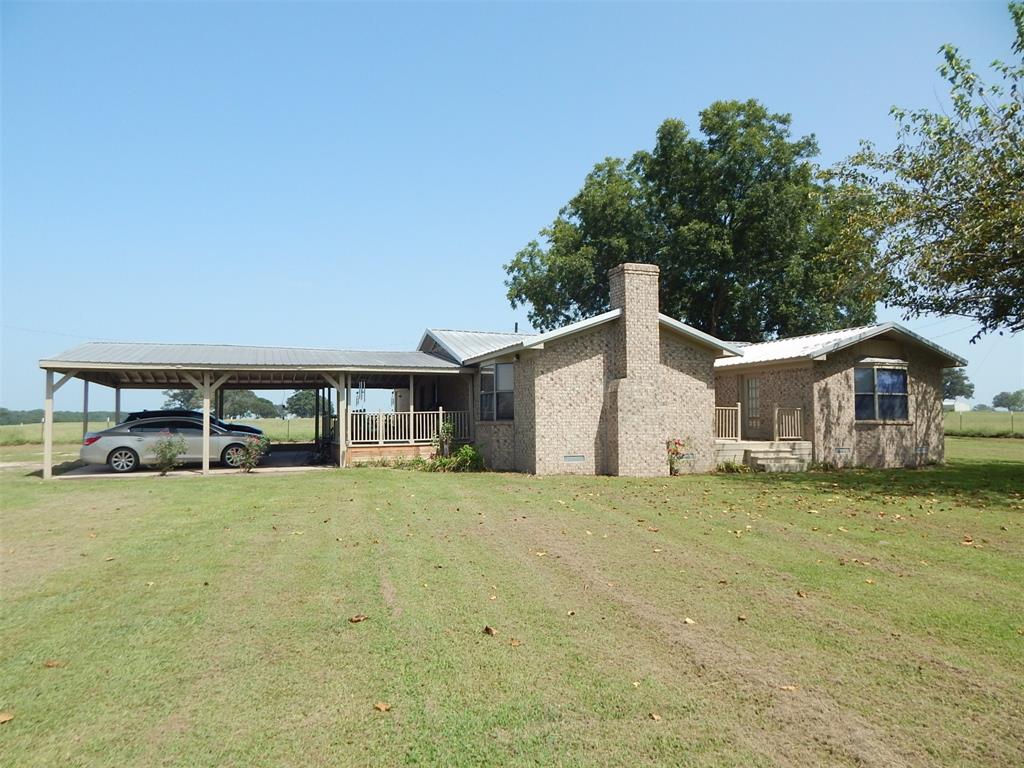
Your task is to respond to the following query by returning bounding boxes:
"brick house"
[39,262,965,478]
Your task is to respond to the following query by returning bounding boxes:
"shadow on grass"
[724,459,1023,507]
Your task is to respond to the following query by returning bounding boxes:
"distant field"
[944,410,1023,437]
[0,418,320,447]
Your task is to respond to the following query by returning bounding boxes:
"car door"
[169,420,205,461]
[127,419,172,462]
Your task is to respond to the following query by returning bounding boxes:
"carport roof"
[40,341,461,370]
[39,341,463,389]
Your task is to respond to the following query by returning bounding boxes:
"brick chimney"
[608,262,660,378]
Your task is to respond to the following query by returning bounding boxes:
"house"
[37,262,964,478]
[713,324,965,469]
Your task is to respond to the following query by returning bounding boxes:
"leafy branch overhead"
[505,99,881,341]
[833,3,1024,339]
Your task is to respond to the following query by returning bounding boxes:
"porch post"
[736,401,742,442]
[81,381,90,441]
[43,371,54,480]
[336,374,346,467]
[378,411,384,445]
[114,387,121,424]
[772,402,779,442]
[408,374,414,444]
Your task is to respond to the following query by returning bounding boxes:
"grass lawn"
[1,438,1021,767]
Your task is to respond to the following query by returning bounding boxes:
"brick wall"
[475,421,516,470]
[532,324,616,475]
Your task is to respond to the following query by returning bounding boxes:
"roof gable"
[419,328,535,365]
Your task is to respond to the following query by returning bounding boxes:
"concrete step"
[752,457,810,473]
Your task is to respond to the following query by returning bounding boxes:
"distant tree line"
[0,408,118,425]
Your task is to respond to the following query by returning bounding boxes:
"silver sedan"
[80,417,255,473]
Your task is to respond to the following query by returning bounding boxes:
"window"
[855,367,908,421]
[480,362,514,421]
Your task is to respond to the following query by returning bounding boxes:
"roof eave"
[658,314,743,356]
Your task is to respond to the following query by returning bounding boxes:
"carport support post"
[408,374,414,444]
[202,372,212,475]
[44,371,54,480]
[81,381,90,440]
[114,387,121,424]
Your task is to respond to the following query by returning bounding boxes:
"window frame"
[479,362,514,421]
[854,365,910,422]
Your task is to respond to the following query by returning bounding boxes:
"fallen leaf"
[718,579,728,585]
[104,556,115,562]
[373,702,391,712]
[567,610,576,616]
[535,551,548,557]
[632,681,640,688]
[737,614,747,622]
[43,660,63,668]
[483,625,498,636]
[796,590,807,598]
[647,526,660,533]
[509,638,523,647]
[648,712,662,721]
[683,617,696,625]
[0,712,12,724]
[864,579,875,585]
[778,684,798,691]
[348,614,369,623]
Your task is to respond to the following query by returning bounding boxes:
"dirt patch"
[380,571,401,618]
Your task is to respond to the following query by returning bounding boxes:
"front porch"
[714,402,812,471]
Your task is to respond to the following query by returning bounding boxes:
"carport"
[38,342,471,479]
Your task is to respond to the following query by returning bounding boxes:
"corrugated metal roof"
[714,323,966,368]
[40,341,461,370]
[422,328,536,364]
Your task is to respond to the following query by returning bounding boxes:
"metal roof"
[40,341,461,371]
[462,310,743,364]
[714,323,966,369]
[420,328,536,365]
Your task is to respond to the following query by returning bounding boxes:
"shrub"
[429,444,485,473]
[238,435,270,472]
[432,419,455,458]
[150,431,187,476]
[717,460,752,474]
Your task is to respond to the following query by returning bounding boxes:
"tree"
[161,388,279,418]
[505,99,880,340]
[942,368,975,399]
[835,4,1024,338]
[992,390,1024,411]
[285,390,333,418]
[972,403,994,411]
[162,389,200,409]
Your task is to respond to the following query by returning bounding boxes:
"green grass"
[0,418,320,447]
[1,438,1021,767]
[944,410,1023,437]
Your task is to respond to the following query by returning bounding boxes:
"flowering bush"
[151,431,187,476]
[238,435,271,472]
[666,438,688,476]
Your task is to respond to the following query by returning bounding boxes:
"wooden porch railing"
[773,405,804,441]
[347,409,471,445]
[714,402,742,441]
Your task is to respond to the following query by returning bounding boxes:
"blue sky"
[2,1,1021,413]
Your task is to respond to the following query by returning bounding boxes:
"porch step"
[748,456,810,473]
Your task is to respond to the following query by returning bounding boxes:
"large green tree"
[161,389,279,418]
[505,100,880,340]
[835,4,1024,338]
[942,369,975,400]
[284,390,333,418]
[992,390,1024,411]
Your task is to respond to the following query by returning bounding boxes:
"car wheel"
[108,448,139,473]
[221,444,246,468]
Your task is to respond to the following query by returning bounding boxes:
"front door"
[743,376,761,440]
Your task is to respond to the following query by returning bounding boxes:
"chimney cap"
[609,262,659,275]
